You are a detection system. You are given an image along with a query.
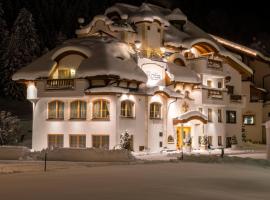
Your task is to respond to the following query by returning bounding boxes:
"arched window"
[70,100,87,119]
[121,100,134,118]
[48,101,64,119]
[150,102,161,119]
[93,99,110,119]
[174,58,185,66]
[168,135,174,143]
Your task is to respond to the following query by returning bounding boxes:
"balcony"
[207,59,223,71]
[208,89,223,100]
[187,57,225,76]
[46,79,75,90]
[230,94,242,103]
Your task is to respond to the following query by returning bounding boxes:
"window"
[198,108,203,113]
[159,141,163,148]
[208,109,213,122]
[58,69,72,79]
[70,100,86,119]
[147,26,150,30]
[150,103,161,119]
[218,109,222,123]
[168,135,174,143]
[157,28,161,33]
[69,135,86,148]
[243,115,255,125]
[93,99,110,119]
[92,135,109,149]
[120,100,134,118]
[218,81,222,88]
[159,132,163,137]
[218,136,222,146]
[208,136,212,146]
[207,80,212,87]
[226,85,234,95]
[48,101,64,119]
[48,134,63,149]
[226,110,237,124]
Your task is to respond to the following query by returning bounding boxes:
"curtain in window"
[58,102,64,119]
[48,101,57,119]
[93,101,101,118]
[103,100,109,118]
[80,101,86,119]
[70,101,78,119]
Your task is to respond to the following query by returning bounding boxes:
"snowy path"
[0,162,270,200]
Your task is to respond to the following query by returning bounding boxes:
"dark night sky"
[1,0,270,51]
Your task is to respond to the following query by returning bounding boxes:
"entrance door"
[226,137,232,148]
[177,127,191,149]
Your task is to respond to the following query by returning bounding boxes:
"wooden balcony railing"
[207,59,223,71]
[230,94,242,103]
[208,89,223,99]
[46,79,75,90]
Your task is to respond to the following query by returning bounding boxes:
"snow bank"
[167,153,270,167]
[0,146,30,160]
[35,148,135,162]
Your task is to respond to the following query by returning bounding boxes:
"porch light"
[160,47,166,53]
[135,40,142,49]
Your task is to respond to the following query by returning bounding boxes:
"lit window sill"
[120,116,135,119]
[149,117,162,120]
[47,118,64,121]
[69,118,87,121]
[92,118,110,121]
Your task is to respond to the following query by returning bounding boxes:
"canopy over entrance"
[173,110,208,125]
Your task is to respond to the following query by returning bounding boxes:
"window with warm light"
[69,135,86,148]
[48,100,64,119]
[207,80,212,87]
[70,100,87,119]
[120,100,134,118]
[208,108,213,122]
[243,115,255,125]
[150,102,161,119]
[93,99,110,119]
[48,134,64,149]
[92,135,109,149]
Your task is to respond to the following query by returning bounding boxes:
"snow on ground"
[0,162,270,200]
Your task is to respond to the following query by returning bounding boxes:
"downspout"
[166,97,178,147]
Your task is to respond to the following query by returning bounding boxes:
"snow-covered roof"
[174,110,208,124]
[12,37,147,83]
[165,8,187,22]
[167,63,201,84]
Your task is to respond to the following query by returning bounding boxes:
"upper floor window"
[243,115,255,125]
[218,109,222,123]
[93,99,110,119]
[121,100,134,118]
[207,80,212,87]
[70,100,87,119]
[226,85,234,95]
[226,110,236,124]
[208,109,213,122]
[150,102,161,119]
[48,100,64,119]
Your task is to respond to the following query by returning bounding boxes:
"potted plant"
[231,135,238,149]
[183,135,192,152]
[200,135,208,151]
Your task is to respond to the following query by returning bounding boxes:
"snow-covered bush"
[120,130,132,151]
[200,135,208,146]
[0,111,20,145]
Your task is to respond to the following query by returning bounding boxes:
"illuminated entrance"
[176,127,191,148]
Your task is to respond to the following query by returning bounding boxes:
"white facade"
[14,3,256,151]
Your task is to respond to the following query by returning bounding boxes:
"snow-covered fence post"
[265,121,270,160]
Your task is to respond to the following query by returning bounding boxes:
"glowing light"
[135,40,142,49]
[160,47,166,53]
[27,82,37,100]
[70,69,76,77]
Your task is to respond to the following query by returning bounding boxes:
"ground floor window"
[198,136,201,145]
[92,135,109,149]
[48,134,64,149]
[226,110,237,124]
[218,136,222,146]
[208,136,212,146]
[243,115,255,125]
[70,135,86,148]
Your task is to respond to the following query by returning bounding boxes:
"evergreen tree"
[1,8,40,99]
[120,131,132,151]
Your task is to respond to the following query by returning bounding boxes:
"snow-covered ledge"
[265,120,270,160]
